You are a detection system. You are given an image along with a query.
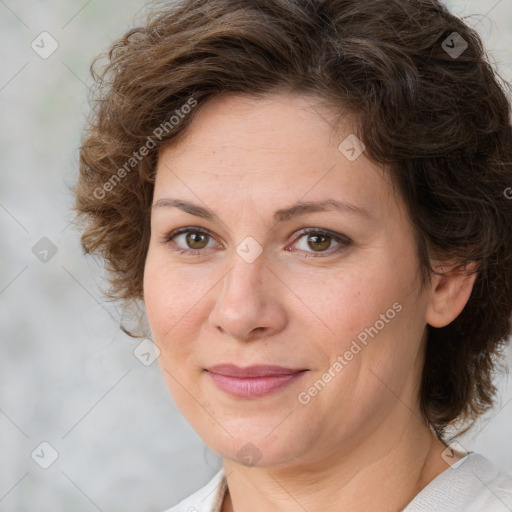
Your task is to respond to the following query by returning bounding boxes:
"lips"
[207,364,305,377]
[205,364,307,398]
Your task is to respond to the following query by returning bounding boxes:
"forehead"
[153,92,402,223]
[159,92,346,166]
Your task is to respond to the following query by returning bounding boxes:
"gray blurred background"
[1,1,511,511]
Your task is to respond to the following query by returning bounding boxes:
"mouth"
[205,364,308,399]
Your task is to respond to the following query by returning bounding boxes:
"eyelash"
[160,227,351,259]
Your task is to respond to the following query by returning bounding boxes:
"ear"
[425,260,478,328]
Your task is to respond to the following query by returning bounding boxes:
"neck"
[221,417,452,512]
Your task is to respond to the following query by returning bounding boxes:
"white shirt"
[163,452,512,512]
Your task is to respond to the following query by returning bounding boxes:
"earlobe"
[425,261,478,328]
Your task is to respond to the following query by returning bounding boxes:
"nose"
[208,251,288,342]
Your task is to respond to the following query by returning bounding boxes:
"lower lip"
[206,371,306,398]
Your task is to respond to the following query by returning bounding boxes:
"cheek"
[143,253,195,368]
[143,260,174,339]
[298,257,408,350]
[295,275,423,441]
[304,248,422,387]
[143,250,202,338]
[334,268,424,398]
[144,260,201,404]
[143,249,222,404]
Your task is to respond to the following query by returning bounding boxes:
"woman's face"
[143,92,432,468]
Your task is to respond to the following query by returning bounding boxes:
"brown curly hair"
[71,0,512,440]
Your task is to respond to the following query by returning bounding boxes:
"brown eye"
[290,229,351,258]
[305,233,332,252]
[184,231,210,250]
[163,227,218,255]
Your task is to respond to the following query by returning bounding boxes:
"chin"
[193,415,312,469]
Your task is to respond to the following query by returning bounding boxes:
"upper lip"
[206,364,307,377]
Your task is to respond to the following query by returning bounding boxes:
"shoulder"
[161,468,227,512]
[404,452,512,512]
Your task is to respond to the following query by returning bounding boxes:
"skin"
[143,92,477,512]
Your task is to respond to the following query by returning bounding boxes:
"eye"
[161,227,219,256]
[288,228,351,258]
[161,227,351,258]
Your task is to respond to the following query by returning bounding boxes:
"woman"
[72,0,512,510]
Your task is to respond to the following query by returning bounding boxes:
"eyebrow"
[152,197,373,223]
